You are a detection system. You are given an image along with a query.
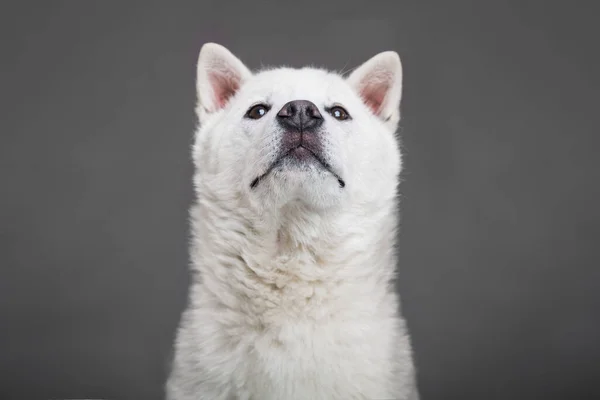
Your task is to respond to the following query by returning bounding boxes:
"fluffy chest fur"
[181,287,410,400]
[168,201,417,400]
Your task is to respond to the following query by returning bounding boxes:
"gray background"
[1,1,599,399]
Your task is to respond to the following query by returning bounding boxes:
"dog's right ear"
[196,43,252,123]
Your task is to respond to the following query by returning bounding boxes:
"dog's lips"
[287,145,316,161]
[290,146,309,155]
[249,144,345,190]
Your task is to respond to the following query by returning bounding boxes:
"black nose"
[276,100,323,131]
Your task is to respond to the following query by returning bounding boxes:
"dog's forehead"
[242,68,352,104]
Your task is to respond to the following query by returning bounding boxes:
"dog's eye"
[328,106,350,121]
[245,104,270,119]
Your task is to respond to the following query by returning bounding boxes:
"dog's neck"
[189,191,399,321]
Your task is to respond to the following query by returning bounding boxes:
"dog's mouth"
[250,145,345,189]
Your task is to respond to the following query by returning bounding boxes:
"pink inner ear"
[209,71,240,109]
[360,81,390,116]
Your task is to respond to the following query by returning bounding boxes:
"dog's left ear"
[347,51,403,131]
[196,43,252,124]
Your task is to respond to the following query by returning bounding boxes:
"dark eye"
[328,106,350,121]
[245,104,270,119]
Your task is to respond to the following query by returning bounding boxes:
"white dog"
[166,43,419,400]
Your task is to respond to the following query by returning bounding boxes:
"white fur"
[166,43,419,400]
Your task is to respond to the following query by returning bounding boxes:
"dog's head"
[192,43,403,214]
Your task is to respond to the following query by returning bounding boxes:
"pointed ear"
[347,51,403,131]
[196,43,252,123]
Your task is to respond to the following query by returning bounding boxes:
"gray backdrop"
[1,1,599,399]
